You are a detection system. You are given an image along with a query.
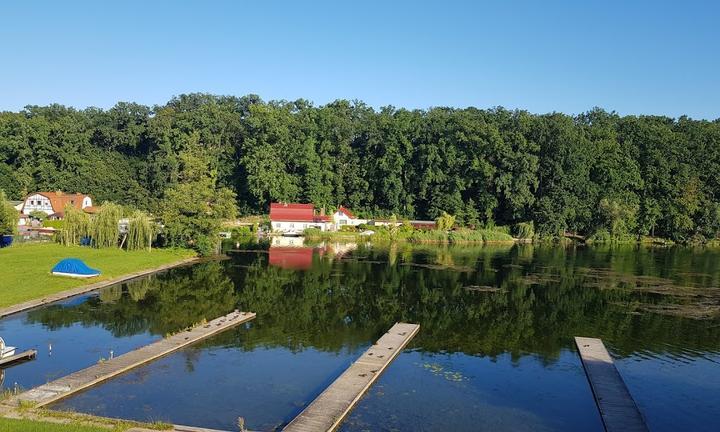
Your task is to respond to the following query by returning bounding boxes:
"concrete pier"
[575,337,648,432]
[283,322,420,432]
[0,349,36,368]
[7,310,255,407]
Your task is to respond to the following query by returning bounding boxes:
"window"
[275,223,281,228]
[289,223,294,228]
[339,220,347,225]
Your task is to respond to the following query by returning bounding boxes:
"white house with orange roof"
[20,191,96,220]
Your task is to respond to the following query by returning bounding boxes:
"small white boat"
[282,231,303,237]
[0,337,16,358]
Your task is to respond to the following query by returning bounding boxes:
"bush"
[339,225,357,232]
[587,229,635,243]
[231,226,253,238]
[0,190,19,236]
[43,220,64,230]
[436,212,456,230]
[448,229,484,243]
[478,229,514,242]
[29,210,47,222]
[409,229,449,243]
[303,227,322,237]
[513,222,534,239]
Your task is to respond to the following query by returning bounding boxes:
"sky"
[1,0,719,119]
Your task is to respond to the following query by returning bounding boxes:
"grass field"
[0,416,172,432]
[0,243,196,308]
[0,417,115,432]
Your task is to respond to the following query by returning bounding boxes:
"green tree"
[0,190,19,236]
[436,211,456,231]
[160,134,238,255]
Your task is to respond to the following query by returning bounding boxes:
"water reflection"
[3,242,719,431]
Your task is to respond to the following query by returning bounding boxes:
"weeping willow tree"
[92,202,122,248]
[60,204,90,246]
[126,210,154,251]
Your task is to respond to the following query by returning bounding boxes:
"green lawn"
[0,243,196,308]
[0,416,172,432]
[0,417,115,432]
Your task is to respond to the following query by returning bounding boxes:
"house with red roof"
[330,206,367,230]
[269,203,366,233]
[269,203,330,234]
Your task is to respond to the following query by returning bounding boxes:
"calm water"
[2,241,719,431]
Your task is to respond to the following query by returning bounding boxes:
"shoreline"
[0,256,200,319]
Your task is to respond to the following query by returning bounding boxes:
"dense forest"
[1,93,719,242]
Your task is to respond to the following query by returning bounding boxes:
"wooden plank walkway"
[5,310,255,408]
[0,257,200,319]
[283,322,420,432]
[575,337,648,432]
[0,349,37,368]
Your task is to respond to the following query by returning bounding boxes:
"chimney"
[320,207,325,216]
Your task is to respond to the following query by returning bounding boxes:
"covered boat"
[0,337,15,358]
[51,258,101,278]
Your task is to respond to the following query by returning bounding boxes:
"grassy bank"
[0,418,111,432]
[0,411,172,432]
[0,243,196,308]
[302,227,516,244]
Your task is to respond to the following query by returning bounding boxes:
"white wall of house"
[272,221,328,233]
[22,194,54,215]
[331,211,367,231]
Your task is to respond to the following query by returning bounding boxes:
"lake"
[2,240,719,431]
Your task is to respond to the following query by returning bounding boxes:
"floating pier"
[575,337,648,432]
[0,349,37,368]
[283,322,420,432]
[7,310,255,407]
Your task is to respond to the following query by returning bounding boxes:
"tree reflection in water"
[27,242,720,364]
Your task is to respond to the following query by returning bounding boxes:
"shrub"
[43,220,64,230]
[231,226,253,238]
[448,229,484,243]
[436,212,456,231]
[409,230,449,243]
[513,222,535,239]
[29,210,47,222]
[0,190,18,236]
[478,229,514,242]
[303,227,322,237]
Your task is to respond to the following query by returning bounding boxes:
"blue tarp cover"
[51,258,101,276]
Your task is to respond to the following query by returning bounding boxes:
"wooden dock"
[0,349,37,368]
[574,337,648,432]
[6,310,255,408]
[283,322,420,432]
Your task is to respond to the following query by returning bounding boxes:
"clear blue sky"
[1,0,719,119]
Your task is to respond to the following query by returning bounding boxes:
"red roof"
[337,206,355,218]
[270,202,329,222]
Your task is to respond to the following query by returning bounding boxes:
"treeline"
[1,94,719,242]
